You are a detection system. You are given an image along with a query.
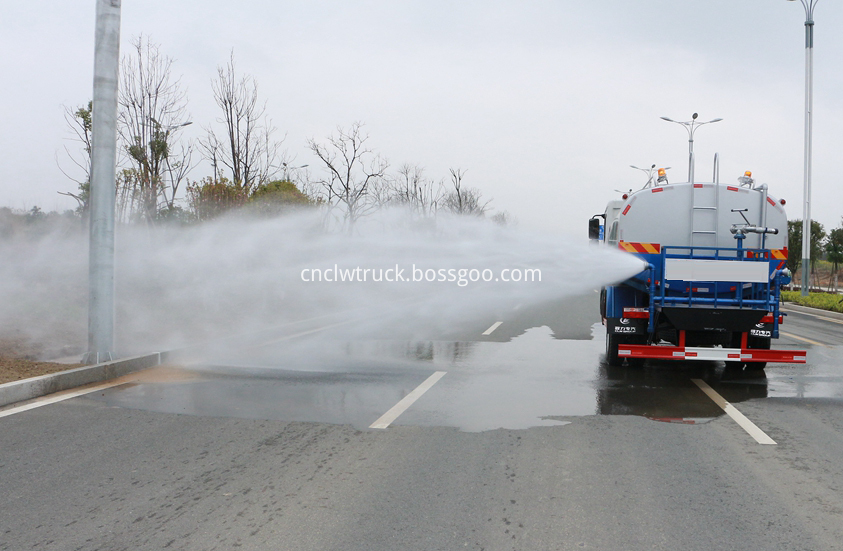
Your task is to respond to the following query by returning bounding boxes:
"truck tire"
[626,336,647,368]
[599,288,607,322]
[726,333,768,371]
[605,331,622,367]
[744,336,770,371]
[725,332,746,370]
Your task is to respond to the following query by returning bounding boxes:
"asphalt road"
[2,294,842,551]
[779,304,843,347]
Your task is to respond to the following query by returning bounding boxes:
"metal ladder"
[690,155,720,252]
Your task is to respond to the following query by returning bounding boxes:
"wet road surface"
[1,294,843,550]
[77,295,843,431]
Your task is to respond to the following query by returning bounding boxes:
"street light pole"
[789,0,818,297]
[150,118,193,132]
[84,0,121,364]
[282,163,308,181]
[660,114,723,185]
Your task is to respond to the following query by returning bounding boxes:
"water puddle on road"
[762,345,843,399]
[76,324,810,431]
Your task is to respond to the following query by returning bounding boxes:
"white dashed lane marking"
[482,321,503,336]
[692,379,776,445]
[370,371,447,429]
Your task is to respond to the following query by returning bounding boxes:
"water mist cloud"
[0,210,644,359]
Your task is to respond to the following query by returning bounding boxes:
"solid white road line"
[780,331,828,348]
[370,371,447,429]
[781,307,843,325]
[0,380,129,419]
[482,321,504,336]
[692,379,777,445]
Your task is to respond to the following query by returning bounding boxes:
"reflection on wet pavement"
[763,345,843,399]
[81,323,843,432]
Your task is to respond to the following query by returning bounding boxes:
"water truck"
[589,160,806,370]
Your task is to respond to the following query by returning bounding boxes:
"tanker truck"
[590,163,806,370]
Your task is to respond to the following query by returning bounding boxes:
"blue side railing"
[639,245,786,337]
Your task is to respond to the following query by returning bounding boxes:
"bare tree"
[307,123,388,230]
[118,35,193,223]
[57,101,93,213]
[387,163,444,217]
[200,52,282,195]
[442,168,490,216]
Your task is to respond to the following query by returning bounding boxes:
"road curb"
[781,302,843,321]
[0,314,358,410]
[0,353,162,409]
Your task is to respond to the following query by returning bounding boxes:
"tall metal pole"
[688,143,694,185]
[84,0,121,364]
[791,0,817,297]
[660,114,722,184]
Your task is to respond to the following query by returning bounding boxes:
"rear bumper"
[618,344,806,363]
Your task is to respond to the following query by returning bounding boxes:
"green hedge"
[781,290,843,313]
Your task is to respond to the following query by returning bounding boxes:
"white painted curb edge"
[0,352,162,409]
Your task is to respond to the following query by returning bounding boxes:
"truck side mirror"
[588,217,601,240]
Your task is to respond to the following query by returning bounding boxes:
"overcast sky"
[2,0,842,235]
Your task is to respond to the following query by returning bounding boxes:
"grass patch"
[781,290,843,313]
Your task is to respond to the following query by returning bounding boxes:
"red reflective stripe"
[620,242,661,254]
[618,346,677,359]
[622,205,631,215]
[652,188,664,193]
[740,349,807,363]
[694,184,703,188]
[727,186,739,192]
[767,197,776,206]
[618,345,807,363]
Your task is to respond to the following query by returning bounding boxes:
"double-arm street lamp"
[630,164,671,188]
[660,113,723,185]
[282,162,308,181]
[150,118,193,133]
[788,0,818,296]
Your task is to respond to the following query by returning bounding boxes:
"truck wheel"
[725,332,746,370]
[745,336,770,372]
[626,336,647,368]
[599,288,607,321]
[605,332,622,367]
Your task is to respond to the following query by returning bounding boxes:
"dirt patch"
[0,335,83,384]
[0,357,82,385]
